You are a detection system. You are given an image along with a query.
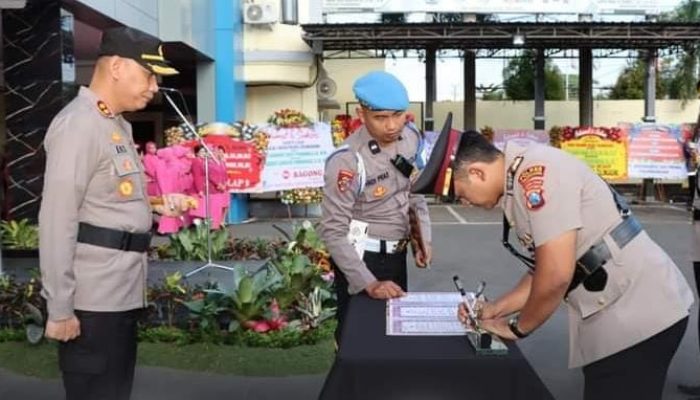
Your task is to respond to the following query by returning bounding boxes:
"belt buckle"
[393,239,409,253]
[576,260,593,276]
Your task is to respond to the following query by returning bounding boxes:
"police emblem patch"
[518,165,546,210]
[337,170,354,193]
[373,185,387,198]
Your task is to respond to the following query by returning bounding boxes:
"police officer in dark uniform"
[319,71,432,342]
[39,27,191,400]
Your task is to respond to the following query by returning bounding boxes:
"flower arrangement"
[549,126,563,148]
[230,121,260,141]
[552,126,624,145]
[268,109,313,129]
[280,188,324,205]
[165,126,187,146]
[165,122,270,157]
[331,114,362,147]
[331,116,349,147]
[480,126,495,143]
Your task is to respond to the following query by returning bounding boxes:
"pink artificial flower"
[321,271,335,283]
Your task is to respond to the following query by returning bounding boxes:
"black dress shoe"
[678,384,700,396]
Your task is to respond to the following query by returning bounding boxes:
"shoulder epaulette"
[405,122,426,170]
[325,144,350,165]
[326,144,366,196]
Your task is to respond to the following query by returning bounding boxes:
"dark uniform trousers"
[695,262,700,366]
[582,316,688,400]
[59,309,142,400]
[333,250,407,343]
[695,205,700,369]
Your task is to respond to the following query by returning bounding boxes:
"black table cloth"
[319,294,555,400]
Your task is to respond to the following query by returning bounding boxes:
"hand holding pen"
[453,276,481,331]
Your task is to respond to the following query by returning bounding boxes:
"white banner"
[594,0,675,14]
[493,129,549,151]
[322,0,671,15]
[261,123,335,192]
[385,0,589,14]
[323,0,386,11]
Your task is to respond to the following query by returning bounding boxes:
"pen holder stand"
[466,330,508,356]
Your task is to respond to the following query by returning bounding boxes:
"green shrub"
[1,219,39,249]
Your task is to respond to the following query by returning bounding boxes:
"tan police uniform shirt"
[320,125,431,295]
[502,142,694,368]
[39,87,152,321]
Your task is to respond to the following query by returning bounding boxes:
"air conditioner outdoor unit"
[244,1,278,25]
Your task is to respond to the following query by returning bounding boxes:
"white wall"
[243,0,318,119]
[77,0,158,35]
[158,0,214,58]
[246,85,317,123]
[243,0,315,86]
[432,100,700,131]
[77,0,214,57]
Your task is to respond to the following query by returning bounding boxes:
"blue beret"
[353,71,409,111]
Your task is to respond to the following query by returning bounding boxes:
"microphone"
[159,87,197,138]
[159,87,197,139]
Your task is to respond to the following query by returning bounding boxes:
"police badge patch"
[337,170,354,193]
[518,165,546,210]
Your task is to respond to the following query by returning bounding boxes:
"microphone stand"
[160,89,235,277]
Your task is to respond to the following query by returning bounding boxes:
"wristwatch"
[508,315,529,339]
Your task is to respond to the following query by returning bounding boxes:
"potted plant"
[1,219,39,258]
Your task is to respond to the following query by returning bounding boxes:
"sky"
[329,0,693,101]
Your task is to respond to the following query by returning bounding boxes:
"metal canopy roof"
[301,22,700,52]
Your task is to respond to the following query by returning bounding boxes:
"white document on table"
[386,292,475,336]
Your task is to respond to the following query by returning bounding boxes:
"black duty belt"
[502,156,643,294]
[567,215,642,294]
[77,222,151,253]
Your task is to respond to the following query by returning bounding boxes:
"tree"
[605,1,700,101]
[659,0,700,103]
[502,50,566,100]
[608,57,670,100]
[482,90,505,101]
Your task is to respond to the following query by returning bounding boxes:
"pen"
[475,281,486,300]
[453,275,480,330]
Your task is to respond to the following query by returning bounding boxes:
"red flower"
[349,118,363,133]
[252,320,271,333]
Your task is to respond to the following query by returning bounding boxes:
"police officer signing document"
[39,27,193,400]
[320,71,432,342]
[453,131,693,400]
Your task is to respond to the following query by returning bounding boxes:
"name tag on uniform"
[348,219,368,258]
[112,154,139,177]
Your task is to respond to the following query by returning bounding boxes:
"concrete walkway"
[0,367,326,400]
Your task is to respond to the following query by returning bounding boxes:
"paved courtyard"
[1,203,699,399]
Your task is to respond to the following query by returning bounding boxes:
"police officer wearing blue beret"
[319,71,433,342]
